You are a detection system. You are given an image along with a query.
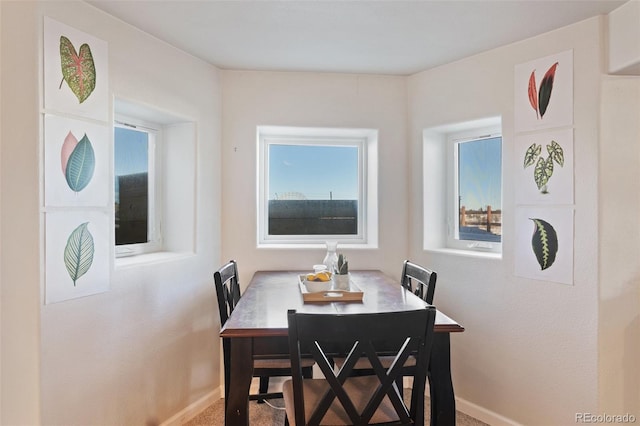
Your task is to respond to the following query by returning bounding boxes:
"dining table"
[219,269,465,426]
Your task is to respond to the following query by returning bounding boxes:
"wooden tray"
[298,275,364,303]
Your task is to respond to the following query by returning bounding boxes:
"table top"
[220,270,465,338]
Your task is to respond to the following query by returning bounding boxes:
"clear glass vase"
[322,241,338,273]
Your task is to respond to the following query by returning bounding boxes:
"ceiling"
[88,0,627,76]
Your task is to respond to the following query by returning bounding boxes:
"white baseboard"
[159,384,519,426]
[455,396,523,426]
[160,387,222,426]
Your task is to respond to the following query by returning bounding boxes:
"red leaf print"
[528,70,539,119]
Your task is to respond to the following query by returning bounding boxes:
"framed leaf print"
[44,114,110,207]
[515,128,574,205]
[43,17,108,122]
[514,206,574,285]
[45,210,110,304]
[514,50,573,132]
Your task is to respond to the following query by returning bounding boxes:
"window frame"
[446,125,502,253]
[257,126,378,247]
[114,114,163,257]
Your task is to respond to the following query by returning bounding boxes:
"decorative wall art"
[44,114,110,207]
[515,128,574,205]
[45,210,110,304]
[514,206,574,285]
[514,49,573,132]
[43,17,108,122]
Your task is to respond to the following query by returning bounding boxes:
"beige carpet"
[184,393,488,425]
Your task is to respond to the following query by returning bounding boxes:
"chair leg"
[302,366,313,379]
[396,375,404,398]
[258,376,269,403]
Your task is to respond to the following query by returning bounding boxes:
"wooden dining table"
[219,270,465,426]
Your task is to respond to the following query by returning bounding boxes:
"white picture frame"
[515,128,574,205]
[514,50,573,133]
[45,210,111,304]
[43,17,109,122]
[514,206,574,285]
[44,114,110,207]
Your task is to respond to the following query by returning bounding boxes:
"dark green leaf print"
[64,222,94,286]
[530,218,558,271]
[524,143,541,168]
[547,140,564,167]
[534,157,554,192]
[538,62,558,118]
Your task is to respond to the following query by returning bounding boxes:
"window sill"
[115,251,195,269]
[257,242,378,250]
[425,248,502,260]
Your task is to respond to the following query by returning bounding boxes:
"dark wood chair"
[283,307,437,425]
[333,260,438,395]
[337,262,438,372]
[215,260,313,404]
[401,260,437,304]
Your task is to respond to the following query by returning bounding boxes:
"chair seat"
[282,376,401,425]
[334,354,416,370]
[254,357,315,369]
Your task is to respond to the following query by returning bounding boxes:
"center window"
[258,126,378,246]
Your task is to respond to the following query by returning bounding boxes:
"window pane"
[268,144,358,235]
[114,127,149,245]
[458,136,502,242]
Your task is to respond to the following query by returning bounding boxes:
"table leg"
[225,337,253,426]
[429,332,456,426]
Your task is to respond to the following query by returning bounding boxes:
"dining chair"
[283,307,437,425]
[400,260,437,304]
[335,261,437,374]
[215,260,313,404]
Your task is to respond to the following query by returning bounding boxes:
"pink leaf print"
[61,131,78,174]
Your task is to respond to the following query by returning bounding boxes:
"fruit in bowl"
[304,271,333,292]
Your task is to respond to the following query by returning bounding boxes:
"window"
[448,127,502,252]
[112,98,197,263]
[422,117,502,256]
[258,126,378,247]
[114,116,162,256]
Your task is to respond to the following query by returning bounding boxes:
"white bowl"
[304,279,332,293]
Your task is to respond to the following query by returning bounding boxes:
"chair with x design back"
[401,260,437,304]
[215,260,313,404]
[335,260,437,370]
[283,306,437,425]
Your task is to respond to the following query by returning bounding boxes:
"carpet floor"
[184,393,488,425]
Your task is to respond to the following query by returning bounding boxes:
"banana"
[306,271,332,282]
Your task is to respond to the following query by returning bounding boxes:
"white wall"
[1,1,222,424]
[1,2,42,424]
[220,71,409,285]
[608,0,640,74]
[407,18,604,424]
[599,75,640,415]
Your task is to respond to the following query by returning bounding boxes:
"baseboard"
[160,387,222,426]
[455,396,523,426]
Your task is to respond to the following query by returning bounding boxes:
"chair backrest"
[401,260,437,304]
[287,307,436,425]
[214,260,241,326]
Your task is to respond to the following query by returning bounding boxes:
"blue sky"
[114,126,148,203]
[268,139,501,208]
[114,127,148,177]
[458,136,502,211]
[269,144,358,200]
